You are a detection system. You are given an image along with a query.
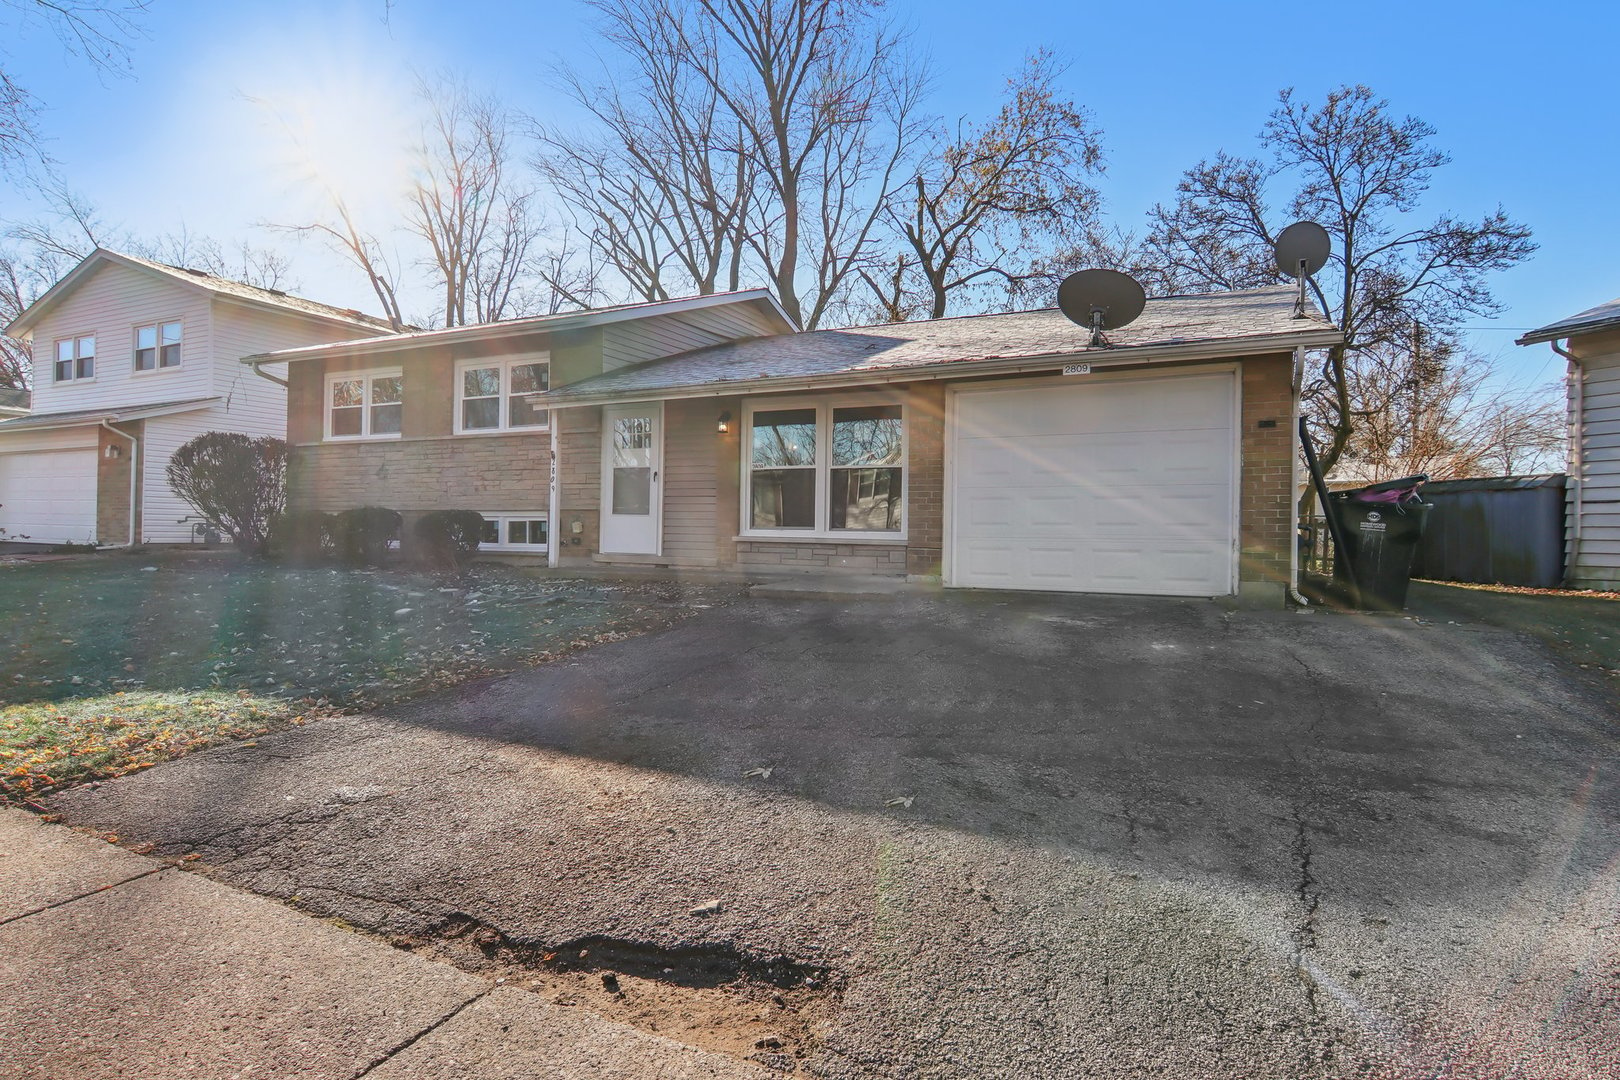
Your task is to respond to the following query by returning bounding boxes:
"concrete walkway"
[0,807,763,1080]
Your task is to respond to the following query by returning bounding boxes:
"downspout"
[100,419,139,547]
[248,360,289,389]
[1288,347,1310,607]
[1552,338,1580,583]
[548,418,560,569]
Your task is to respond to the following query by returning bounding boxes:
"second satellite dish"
[1058,269,1147,347]
[1274,221,1330,278]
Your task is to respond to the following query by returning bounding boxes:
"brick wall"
[904,383,945,578]
[1238,353,1295,587]
[96,420,141,544]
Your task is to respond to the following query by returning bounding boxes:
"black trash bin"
[1331,476,1432,611]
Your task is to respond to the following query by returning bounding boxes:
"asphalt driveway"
[45,591,1620,1078]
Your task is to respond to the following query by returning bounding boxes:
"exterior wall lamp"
[717,411,731,434]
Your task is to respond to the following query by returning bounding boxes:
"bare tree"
[537,0,756,304]
[1,1,147,175]
[273,194,408,331]
[544,0,926,329]
[408,77,550,325]
[1338,337,1564,481]
[862,51,1103,322]
[1140,85,1536,483]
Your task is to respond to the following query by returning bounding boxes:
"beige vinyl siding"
[600,305,786,373]
[660,399,721,566]
[1569,347,1620,588]
[27,261,214,413]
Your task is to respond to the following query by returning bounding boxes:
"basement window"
[477,513,549,552]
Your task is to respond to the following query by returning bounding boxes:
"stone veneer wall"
[288,434,552,550]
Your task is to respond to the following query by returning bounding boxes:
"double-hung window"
[134,321,182,371]
[745,399,905,537]
[54,336,95,382]
[456,356,550,433]
[326,369,404,439]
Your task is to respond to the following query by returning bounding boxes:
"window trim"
[477,511,550,553]
[740,393,908,541]
[52,333,97,383]
[453,355,551,436]
[323,367,405,441]
[132,318,184,374]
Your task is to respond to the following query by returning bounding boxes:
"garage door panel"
[951,375,1236,596]
[0,450,98,544]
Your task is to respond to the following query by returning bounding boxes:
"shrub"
[332,506,402,566]
[413,510,487,569]
[268,510,335,564]
[165,433,289,557]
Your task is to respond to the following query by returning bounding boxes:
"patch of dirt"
[395,914,842,1068]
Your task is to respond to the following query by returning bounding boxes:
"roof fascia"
[239,290,798,366]
[4,249,167,338]
[546,327,1342,408]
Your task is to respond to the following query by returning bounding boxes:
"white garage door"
[0,450,99,544]
[950,372,1237,596]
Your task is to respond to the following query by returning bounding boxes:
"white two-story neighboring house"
[0,249,394,546]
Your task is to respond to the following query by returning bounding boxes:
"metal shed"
[1410,474,1567,588]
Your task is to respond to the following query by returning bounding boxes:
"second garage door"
[950,372,1237,596]
[0,449,99,545]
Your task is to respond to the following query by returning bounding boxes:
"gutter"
[1552,338,1580,584]
[248,359,289,389]
[543,329,1344,409]
[1289,347,1310,607]
[99,419,139,547]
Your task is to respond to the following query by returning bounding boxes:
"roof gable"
[4,248,396,339]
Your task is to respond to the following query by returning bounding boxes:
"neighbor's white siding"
[600,304,787,372]
[28,261,214,412]
[1569,337,1620,590]
[208,299,371,440]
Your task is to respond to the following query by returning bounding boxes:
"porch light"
[717,410,731,434]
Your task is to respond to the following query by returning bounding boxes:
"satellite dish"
[1274,221,1330,278]
[1274,221,1331,319]
[1058,269,1147,347]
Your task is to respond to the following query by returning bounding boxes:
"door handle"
[653,471,659,482]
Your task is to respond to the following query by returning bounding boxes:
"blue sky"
[2,0,1611,388]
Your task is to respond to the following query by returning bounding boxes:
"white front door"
[600,404,661,555]
[950,372,1237,596]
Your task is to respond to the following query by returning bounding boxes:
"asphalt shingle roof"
[548,285,1336,402]
[1518,296,1620,346]
[111,252,398,332]
[0,397,218,432]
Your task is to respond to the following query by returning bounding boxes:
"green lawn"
[1,554,729,801]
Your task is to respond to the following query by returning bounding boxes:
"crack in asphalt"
[1281,644,1337,1076]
